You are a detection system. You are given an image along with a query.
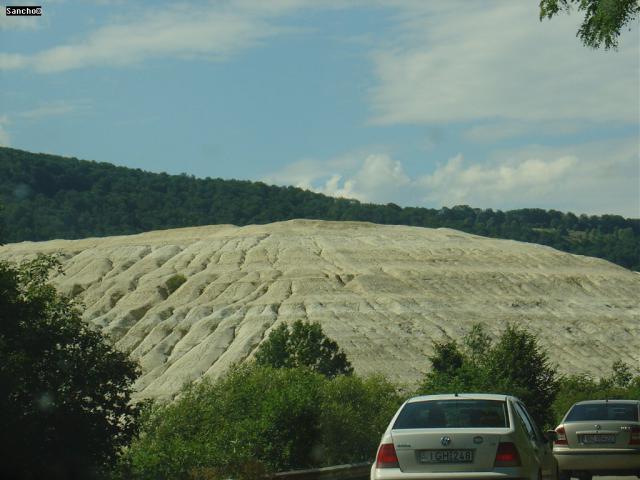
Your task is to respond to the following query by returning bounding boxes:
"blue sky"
[1,0,638,217]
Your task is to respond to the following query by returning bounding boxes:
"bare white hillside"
[1,220,638,400]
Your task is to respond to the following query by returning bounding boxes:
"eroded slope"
[1,220,638,399]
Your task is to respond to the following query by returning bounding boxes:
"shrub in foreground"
[419,323,559,428]
[319,374,400,465]
[122,365,401,479]
[553,360,640,424]
[0,255,139,479]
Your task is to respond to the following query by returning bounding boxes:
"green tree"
[420,339,494,397]
[487,325,558,427]
[610,359,633,388]
[0,255,140,479]
[318,374,401,466]
[420,324,559,428]
[552,361,640,423]
[429,340,465,374]
[123,365,400,479]
[463,323,492,366]
[125,365,324,479]
[255,320,354,378]
[540,0,640,50]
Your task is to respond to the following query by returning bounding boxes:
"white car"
[553,399,640,480]
[371,393,557,479]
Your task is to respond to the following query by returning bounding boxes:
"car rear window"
[565,403,639,422]
[393,399,509,429]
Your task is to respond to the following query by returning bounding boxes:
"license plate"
[580,434,615,444]
[419,449,474,464]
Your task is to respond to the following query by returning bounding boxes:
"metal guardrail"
[270,462,371,480]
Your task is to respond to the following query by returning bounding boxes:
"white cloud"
[464,120,582,143]
[264,136,639,216]
[420,139,639,216]
[420,154,579,206]
[263,155,353,191]
[484,139,640,216]
[352,153,410,199]
[0,1,307,73]
[317,174,358,199]
[18,100,91,119]
[368,1,639,126]
[0,53,29,70]
[263,152,410,203]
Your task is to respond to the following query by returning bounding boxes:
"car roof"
[406,393,512,403]
[573,399,640,405]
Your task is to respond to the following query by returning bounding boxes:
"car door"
[513,401,556,479]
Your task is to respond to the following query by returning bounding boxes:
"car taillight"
[375,443,399,468]
[554,426,568,446]
[494,442,521,467]
[630,427,640,445]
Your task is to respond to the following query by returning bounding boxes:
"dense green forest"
[1,146,638,270]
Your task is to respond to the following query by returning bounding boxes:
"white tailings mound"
[1,220,638,399]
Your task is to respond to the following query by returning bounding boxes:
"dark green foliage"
[121,365,401,479]
[125,365,324,479]
[0,201,4,244]
[318,374,401,465]
[540,0,639,50]
[487,326,559,428]
[165,274,187,294]
[255,320,354,378]
[0,255,140,479]
[0,147,638,270]
[553,361,640,424]
[429,341,464,374]
[610,359,634,387]
[420,324,559,428]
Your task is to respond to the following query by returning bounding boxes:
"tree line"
[0,147,638,270]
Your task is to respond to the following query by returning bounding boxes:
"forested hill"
[1,146,638,270]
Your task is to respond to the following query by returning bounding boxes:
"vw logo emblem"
[595,424,601,430]
[441,436,451,446]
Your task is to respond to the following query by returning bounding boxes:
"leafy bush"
[318,374,400,465]
[165,274,186,294]
[419,323,559,428]
[120,320,638,479]
[255,320,353,378]
[553,361,640,424]
[124,365,323,479]
[0,255,140,479]
[122,365,401,479]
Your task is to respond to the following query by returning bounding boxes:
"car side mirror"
[544,430,557,443]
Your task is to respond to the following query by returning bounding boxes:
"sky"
[1,0,638,217]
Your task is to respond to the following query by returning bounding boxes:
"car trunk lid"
[561,402,640,449]
[391,429,510,472]
[563,420,640,448]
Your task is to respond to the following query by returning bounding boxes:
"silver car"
[371,393,557,480]
[553,399,640,480]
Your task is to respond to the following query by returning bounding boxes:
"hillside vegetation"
[1,147,637,270]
